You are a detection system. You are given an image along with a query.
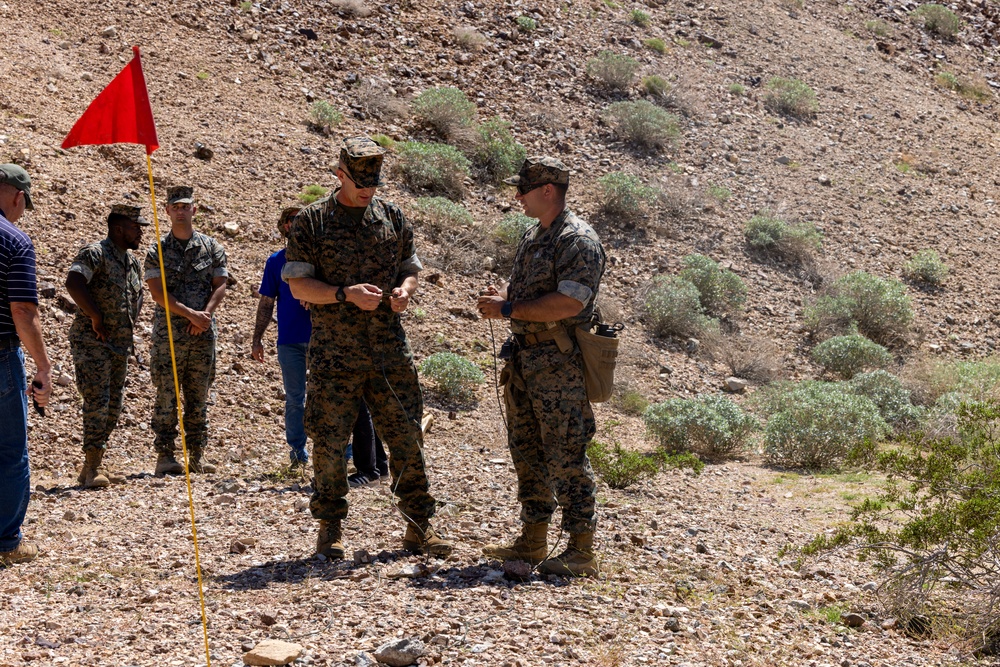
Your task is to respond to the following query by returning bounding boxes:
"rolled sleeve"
[212,267,229,278]
[399,253,423,278]
[282,261,315,281]
[144,267,161,281]
[557,279,592,306]
[69,262,95,283]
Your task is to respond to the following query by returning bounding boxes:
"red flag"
[62,46,159,154]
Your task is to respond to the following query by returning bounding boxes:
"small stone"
[215,494,237,505]
[101,26,117,38]
[260,612,277,626]
[861,581,878,592]
[880,617,897,629]
[81,72,93,81]
[841,612,865,628]
[386,563,429,579]
[664,617,681,632]
[502,559,532,581]
[629,534,647,547]
[686,338,700,353]
[62,510,76,522]
[945,314,956,325]
[695,540,708,554]
[46,83,58,93]
[817,174,832,186]
[481,256,497,271]
[355,653,376,667]
[353,549,371,565]
[373,637,425,667]
[224,222,240,236]
[723,376,748,393]
[788,600,812,611]
[56,373,73,387]
[242,639,303,666]
[718,560,734,572]
[194,142,214,160]
[230,537,256,554]
[775,156,791,165]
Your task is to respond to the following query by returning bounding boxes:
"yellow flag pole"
[146,154,212,667]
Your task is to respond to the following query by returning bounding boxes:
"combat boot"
[482,522,549,564]
[155,452,184,476]
[537,532,599,577]
[188,450,217,474]
[0,541,38,566]
[402,520,453,557]
[77,449,110,489]
[316,519,345,559]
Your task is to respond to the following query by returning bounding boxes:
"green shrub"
[586,51,640,91]
[643,38,667,53]
[641,275,717,339]
[707,185,731,202]
[615,389,649,416]
[644,395,758,458]
[603,100,680,149]
[865,19,891,37]
[587,440,659,489]
[760,382,889,468]
[472,117,526,182]
[763,77,818,119]
[598,172,658,220]
[413,197,474,229]
[370,133,396,149]
[630,9,651,27]
[744,213,822,264]
[848,370,923,431]
[419,352,484,401]
[911,3,962,38]
[493,212,534,245]
[904,249,949,285]
[642,75,669,98]
[804,271,913,346]
[654,450,705,475]
[811,335,893,380]
[412,87,477,138]
[298,184,329,205]
[516,16,537,31]
[396,141,471,198]
[309,100,343,130]
[728,83,745,95]
[679,254,746,316]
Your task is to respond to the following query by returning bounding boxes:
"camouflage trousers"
[306,362,435,523]
[69,336,129,452]
[150,336,216,455]
[504,343,597,534]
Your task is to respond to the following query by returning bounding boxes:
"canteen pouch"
[575,324,620,403]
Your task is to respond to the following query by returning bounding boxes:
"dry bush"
[654,175,703,226]
[654,75,703,118]
[453,26,487,51]
[354,78,409,121]
[422,225,489,275]
[898,355,957,407]
[331,0,371,17]
[710,335,783,383]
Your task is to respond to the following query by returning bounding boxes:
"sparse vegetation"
[419,352,485,402]
[644,395,758,458]
[308,100,343,132]
[598,171,658,221]
[811,334,893,379]
[493,212,534,246]
[847,370,923,432]
[412,87,477,138]
[603,100,680,149]
[744,213,823,264]
[586,51,640,91]
[453,26,487,50]
[239,1,252,12]
[196,70,210,81]
[516,16,537,32]
[614,388,650,416]
[587,439,659,489]
[904,249,948,286]
[412,197,475,230]
[641,275,717,339]
[629,9,651,27]
[395,141,471,198]
[865,19,891,37]
[911,3,962,39]
[707,184,731,202]
[472,117,526,182]
[713,335,783,384]
[643,38,667,54]
[642,75,670,98]
[728,83,745,96]
[804,271,913,346]
[371,134,396,149]
[679,253,747,316]
[298,184,329,205]
[763,77,818,119]
[934,70,991,102]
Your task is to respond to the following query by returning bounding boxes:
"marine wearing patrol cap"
[0,163,34,210]
[166,186,194,205]
[339,137,386,188]
[110,204,151,226]
[503,156,570,191]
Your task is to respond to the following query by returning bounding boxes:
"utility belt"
[0,334,20,352]
[512,326,577,354]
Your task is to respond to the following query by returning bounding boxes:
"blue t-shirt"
[0,211,38,337]
[259,248,311,346]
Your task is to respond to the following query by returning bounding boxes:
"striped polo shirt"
[0,210,38,337]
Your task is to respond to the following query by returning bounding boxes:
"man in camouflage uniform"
[144,186,227,475]
[65,204,148,488]
[477,156,606,576]
[282,137,452,559]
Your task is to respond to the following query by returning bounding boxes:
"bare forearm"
[146,280,196,320]
[65,273,102,321]
[252,296,275,345]
[10,302,51,373]
[399,275,418,298]
[511,292,584,322]
[288,277,340,304]
[205,282,227,314]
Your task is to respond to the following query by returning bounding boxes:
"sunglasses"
[517,182,545,196]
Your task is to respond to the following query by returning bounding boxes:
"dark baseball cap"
[167,185,194,205]
[110,204,151,226]
[503,156,570,189]
[339,137,386,188]
[0,164,33,210]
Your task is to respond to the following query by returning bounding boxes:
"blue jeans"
[0,345,30,551]
[277,343,309,462]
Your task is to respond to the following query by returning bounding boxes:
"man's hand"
[477,294,506,319]
[348,283,383,311]
[251,341,265,363]
[299,299,311,311]
[187,310,213,331]
[29,369,52,408]
[390,287,410,313]
[90,314,109,342]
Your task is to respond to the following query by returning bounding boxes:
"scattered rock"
[242,639,303,666]
[842,612,866,628]
[502,559,532,581]
[723,376,748,393]
[788,600,812,611]
[373,637,425,667]
[224,222,240,236]
[215,493,237,505]
[386,563,430,579]
[817,174,832,186]
[230,537,257,554]
[56,373,74,387]
[101,25,117,38]
[194,142,214,160]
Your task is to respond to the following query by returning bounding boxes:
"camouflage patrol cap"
[278,206,301,235]
[0,163,33,210]
[503,156,570,189]
[110,203,150,226]
[166,185,194,205]
[339,137,386,188]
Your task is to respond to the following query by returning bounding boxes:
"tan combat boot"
[482,522,549,564]
[188,450,217,474]
[155,452,184,476]
[316,519,345,559]
[77,449,110,489]
[0,541,39,566]
[402,520,453,557]
[537,532,599,577]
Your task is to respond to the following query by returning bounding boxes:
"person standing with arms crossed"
[0,164,51,566]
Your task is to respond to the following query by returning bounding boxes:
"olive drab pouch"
[575,320,623,403]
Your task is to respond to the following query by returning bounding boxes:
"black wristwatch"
[500,301,513,318]
[336,286,347,303]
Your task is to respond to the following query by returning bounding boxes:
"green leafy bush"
[804,271,913,346]
[587,440,659,489]
[763,77,818,119]
[641,275,717,338]
[904,249,948,286]
[911,3,962,38]
[412,87,477,138]
[707,185,731,202]
[679,254,747,316]
[586,51,640,91]
[642,75,669,98]
[516,16,537,31]
[744,213,822,264]
[728,83,745,96]
[413,197,474,229]
[603,100,680,149]
[811,335,893,379]
[654,450,705,475]
[493,212,533,245]
[396,142,471,198]
[298,184,329,205]
[643,38,666,53]
[419,352,484,401]
[598,172,658,220]
[847,370,923,431]
[644,395,758,458]
[759,382,889,468]
[371,134,396,149]
[472,117,526,182]
[629,9,651,27]
[309,100,343,130]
